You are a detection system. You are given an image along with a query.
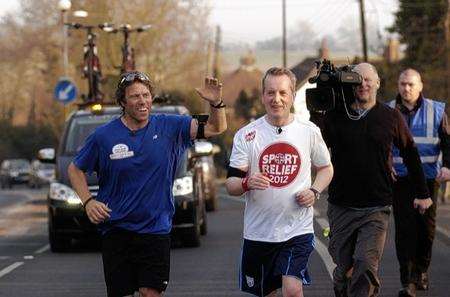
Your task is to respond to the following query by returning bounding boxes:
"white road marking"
[313,216,334,279]
[0,256,11,260]
[314,209,320,216]
[0,190,50,279]
[314,237,335,279]
[219,193,334,280]
[436,225,450,239]
[34,244,50,254]
[0,262,24,278]
[316,217,329,230]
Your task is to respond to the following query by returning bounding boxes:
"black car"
[0,158,31,189]
[41,105,208,252]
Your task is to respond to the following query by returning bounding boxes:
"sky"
[0,0,19,15]
[209,0,399,45]
[0,0,399,45]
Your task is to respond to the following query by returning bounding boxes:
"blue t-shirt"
[73,114,192,235]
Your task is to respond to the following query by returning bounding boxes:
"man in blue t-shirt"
[68,71,227,297]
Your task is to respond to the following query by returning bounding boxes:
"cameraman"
[311,63,432,297]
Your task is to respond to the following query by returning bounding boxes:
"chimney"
[384,38,400,63]
[318,38,329,59]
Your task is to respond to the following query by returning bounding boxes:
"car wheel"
[48,211,71,252]
[181,225,201,247]
[200,203,208,236]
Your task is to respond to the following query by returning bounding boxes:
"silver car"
[28,160,55,188]
[0,159,31,189]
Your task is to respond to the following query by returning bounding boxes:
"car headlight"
[172,176,193,196]
[10,171,19,177]
[49,182,81,205]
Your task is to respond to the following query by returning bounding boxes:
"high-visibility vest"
[388,98,445,179]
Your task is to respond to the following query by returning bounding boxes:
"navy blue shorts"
[239,233,315,297]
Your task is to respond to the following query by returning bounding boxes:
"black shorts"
[240,233,314,297]
[101,229,170,297]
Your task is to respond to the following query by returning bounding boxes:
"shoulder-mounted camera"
[306,59,362,113]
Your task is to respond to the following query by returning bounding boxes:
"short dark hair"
[261,67,297,94]
[115,71,155,109]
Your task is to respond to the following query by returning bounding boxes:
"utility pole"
[358,0,368,61]
[446,0,450,104]
[205,40,212,77]
[282,0,287,67]
[213,26,221,79]
[204,40,213,112]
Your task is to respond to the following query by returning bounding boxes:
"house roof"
[222,51,263,107]
[291,56,353,90]
[290,38,351,90]
[290,57,319,90]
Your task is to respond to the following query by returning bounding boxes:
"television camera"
[305,60,362,113]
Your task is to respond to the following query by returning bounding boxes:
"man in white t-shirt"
[226,67,333,297]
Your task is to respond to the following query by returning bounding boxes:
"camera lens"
[319,73,330,82]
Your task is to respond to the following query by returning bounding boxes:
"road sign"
[54,78,77,104]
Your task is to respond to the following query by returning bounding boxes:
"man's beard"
[356,96,368,103]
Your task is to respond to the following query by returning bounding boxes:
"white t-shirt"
[229,114,331,242]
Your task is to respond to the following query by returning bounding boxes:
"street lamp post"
[58,0,71,77]
[282,0,287,68]
[57,0,71,121]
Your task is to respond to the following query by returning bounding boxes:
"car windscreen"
[64,114,119,154]
[10,160,30,170]
[38,163,55,170]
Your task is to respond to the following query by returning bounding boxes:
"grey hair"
[261,67,297,94]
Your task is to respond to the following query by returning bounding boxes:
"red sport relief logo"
[258,142,301,188]
[245,130,256,142]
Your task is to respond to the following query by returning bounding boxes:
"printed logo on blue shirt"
[246,276,254,287]
[109,143,134,160]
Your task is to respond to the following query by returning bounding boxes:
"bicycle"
[66,23,111,104]
[102,24,151,74]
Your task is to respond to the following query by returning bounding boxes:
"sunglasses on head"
[118,72,150,88]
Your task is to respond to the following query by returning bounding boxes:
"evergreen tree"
[389,0,448,100]
[390,0,447,66]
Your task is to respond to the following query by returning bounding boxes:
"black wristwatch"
[310,187,321,200]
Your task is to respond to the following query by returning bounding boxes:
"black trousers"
[392,178,437,286]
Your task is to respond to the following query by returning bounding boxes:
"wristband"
[210,100,226,109]
[310,188,320,200]
[83,196,95,209]
[242,177,250,192]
